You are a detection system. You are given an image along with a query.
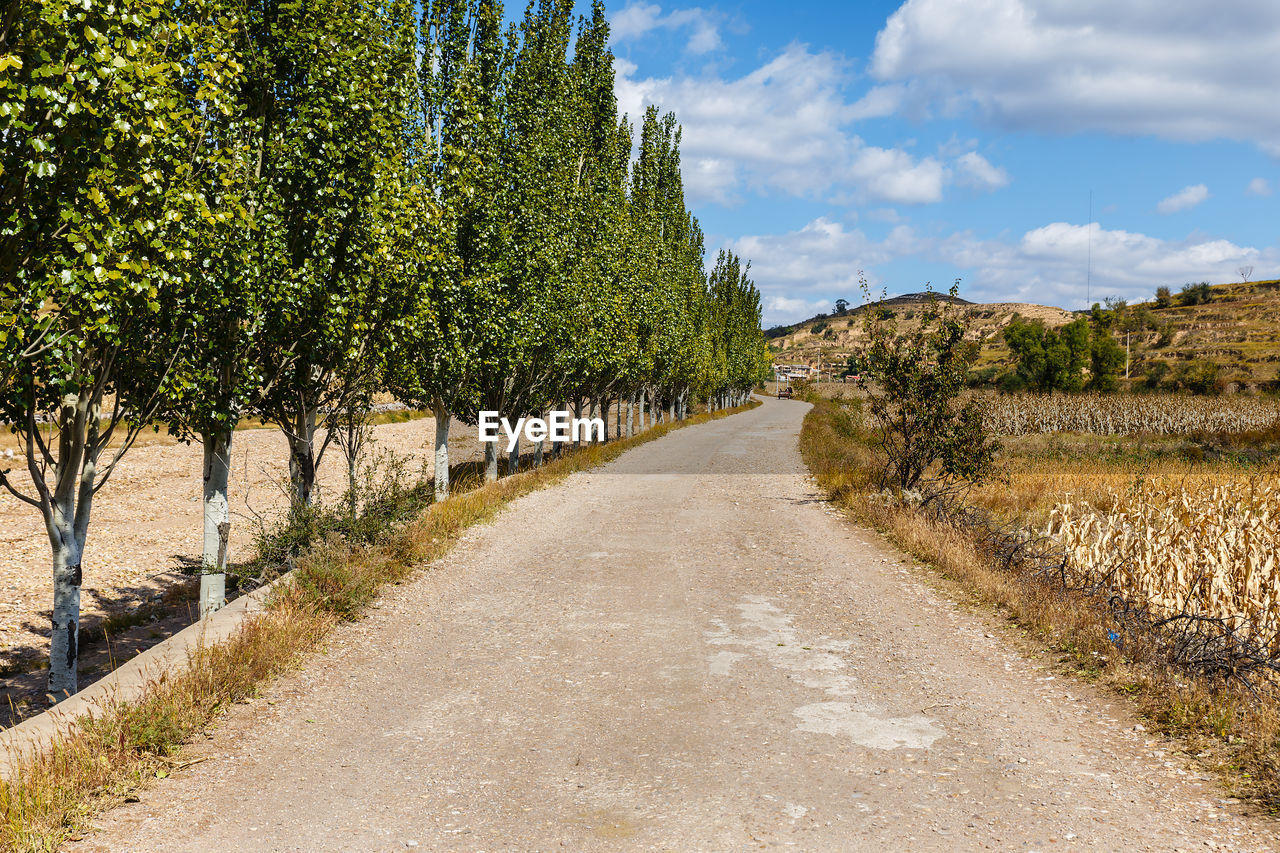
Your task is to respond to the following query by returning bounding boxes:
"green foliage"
[966,364,1002,388]
[1155,286,1173,308]
[1141,360,1171,392]
[854,279,999,501]
[1088,324,1126,392]
[1178,281,1215,306]
[1172,360,1226,396]
[1003,316,1090,393]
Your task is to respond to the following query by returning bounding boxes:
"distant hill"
[767,279,1280,388]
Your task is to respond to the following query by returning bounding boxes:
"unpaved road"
[72,399,1277,851]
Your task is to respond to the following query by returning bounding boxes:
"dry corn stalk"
[983,393,1280,436]
[1048,478,1280,649]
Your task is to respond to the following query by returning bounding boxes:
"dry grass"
[800,395,1280,810]
[0,401,759,852]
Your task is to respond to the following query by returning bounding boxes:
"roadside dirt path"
[71,399,1278,850]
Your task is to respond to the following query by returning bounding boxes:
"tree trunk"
[601,398,611,441]
[506,434,520,476]
[553,404,564,459]
[639,389,647,430]
[625,394,633,438]
[484,440,498,482]
[48,527,82,698]
[200,429,233,618]
[346,442,358,520]
[573,398,583,450]
[287,408,319,510]
[432,398,450,501]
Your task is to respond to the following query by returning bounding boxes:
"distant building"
[773,363,816,382]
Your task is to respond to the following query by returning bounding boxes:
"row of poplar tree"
[1,0,770,695]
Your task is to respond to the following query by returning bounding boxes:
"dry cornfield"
[1047,478,1280,651]
[981,392,1280,436]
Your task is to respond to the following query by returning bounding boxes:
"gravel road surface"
[71,398,1278,850]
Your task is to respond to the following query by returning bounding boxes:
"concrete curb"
[0,574,289,780]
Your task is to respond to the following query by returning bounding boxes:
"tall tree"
[0,0,244,693]
[383,0,507,498]
[239,0,418,509]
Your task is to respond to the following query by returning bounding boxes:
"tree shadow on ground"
[0,560,252,728]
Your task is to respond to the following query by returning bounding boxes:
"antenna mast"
[1086,190,1093,308]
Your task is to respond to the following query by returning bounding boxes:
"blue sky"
[600,0,1280,325]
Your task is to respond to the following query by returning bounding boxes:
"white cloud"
[732,215,1278,322]
[867,0,1280,151]
[610,3,723,54]
[614,46,1010,206]
[763,295,840,327]
[1156,184,1209,214]
[848,146,946,204]
[954,151,1011,190]
[1248,177,1272,196]
[726,217,920,324]
[929,222,1278,307]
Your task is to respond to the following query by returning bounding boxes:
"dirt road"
[72,399,1277,850]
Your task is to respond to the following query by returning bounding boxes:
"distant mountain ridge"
[766,278,1280,387]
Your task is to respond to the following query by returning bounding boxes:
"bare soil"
[66,399,1280,850]
[0,416,485,719]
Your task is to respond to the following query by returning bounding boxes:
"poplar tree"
[240,0,417,509]
[464,0,578,481]
[383,0,507,498]
[0,0,244,693]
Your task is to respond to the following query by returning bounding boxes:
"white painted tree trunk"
[601,398,611,441]
[614,397,621,440]
[484,440,498,482]
[507,434,520,475]
[287,408,319,509]
[200,430,233,617]
[624,395,633,438]
[48,526,83,698]
[432,398,450,501]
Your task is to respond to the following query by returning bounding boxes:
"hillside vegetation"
[770,279,1280,389]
